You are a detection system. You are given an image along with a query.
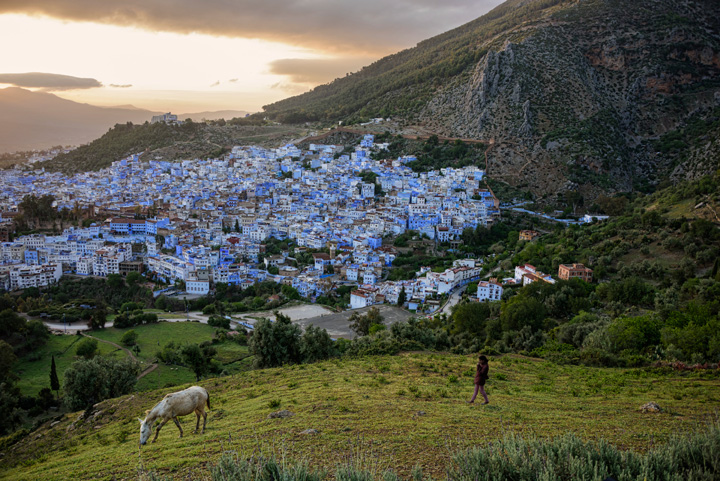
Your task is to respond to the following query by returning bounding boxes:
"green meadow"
[2,352,718,480]
[13,322,252,396]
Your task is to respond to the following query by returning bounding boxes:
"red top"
[474,362,489,384]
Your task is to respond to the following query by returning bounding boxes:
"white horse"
[139,386,210,446]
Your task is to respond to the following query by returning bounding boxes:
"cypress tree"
[50,355,60,398]
[397,286,407,306]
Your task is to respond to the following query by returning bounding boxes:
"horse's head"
[138,418,153,446]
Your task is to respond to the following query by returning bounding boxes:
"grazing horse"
[139,386,210,446]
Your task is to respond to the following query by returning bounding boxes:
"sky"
[0,1,503,113]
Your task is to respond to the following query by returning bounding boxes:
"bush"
[208,315,231,329]
[579,347,619,367]
[63,357,139,411]
[120,330,138,347]
[75,337,98,359]
[607,315,660,353]
[249,312,301,368]
[447,421,720,481]
[391,318,451,351]
[300,325,336,363]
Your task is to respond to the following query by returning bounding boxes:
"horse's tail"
[205,389,211,410]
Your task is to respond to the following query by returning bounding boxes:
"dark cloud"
[228,78,238,83]
[0,0,503,55]
[109,84,133,88]
[0,72,102,90]
[268,57,373,85]
[210,80,220,87]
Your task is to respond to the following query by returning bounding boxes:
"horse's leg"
[172,416,183,438]
[152,418,170,443]
[201,409,207,434]
[194,410,200,434]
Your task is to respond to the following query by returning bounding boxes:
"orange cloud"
[0,0,503,56]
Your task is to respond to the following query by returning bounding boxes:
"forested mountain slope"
[262,0,720,199]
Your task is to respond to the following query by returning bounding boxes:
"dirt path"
[80,332,158,380]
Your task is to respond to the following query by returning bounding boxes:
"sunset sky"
[0,1,502,113]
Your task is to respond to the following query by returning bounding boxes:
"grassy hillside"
[14,322,251,397]
[38,120,309,174]
[2,352,718,480]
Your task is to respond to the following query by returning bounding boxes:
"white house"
[350,288,375,309]
[186,271,210,295]
[477,281,503,302]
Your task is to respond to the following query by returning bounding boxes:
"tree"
[249,312,301,368]
[25,319,50,349]
[500,296,546,332]
[208,315,231,329]
[397,287,407,306]
[50,355,60,398]
[451,302,492,336]
[0,340,17,382]
[281,284,301,300]
[349,307,385,336]
[0,309,26,340]
[63,357,139,411]
[181,343,216,381]
[107,274,124,289]
[87,307,107,330]
[126,271,142,286]
[300,325,336,363]
[76,337,98,359]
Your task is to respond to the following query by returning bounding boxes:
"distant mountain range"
[0,87,249,153]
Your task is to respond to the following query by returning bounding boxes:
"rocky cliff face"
[418,0,720,199]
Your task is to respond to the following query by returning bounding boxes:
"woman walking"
[468,354,489,404]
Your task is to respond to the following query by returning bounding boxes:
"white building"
[186,271,210,295]
[477,281,503,302]
[350,288,375,309]
[8,263,62,290]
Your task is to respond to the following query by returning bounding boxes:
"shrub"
[608,315,660,353]
[208,315,231,329]
[300,325,336,363]
[120,330,138,347]
[447,421,720,481]
[579,347,619,367]
[63,357,139,410]
[249,312,301,368]
[75,337,98,359]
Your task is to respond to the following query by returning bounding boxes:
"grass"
[14,334,125,397]
[14,322,251,396]
[2,353,719,480]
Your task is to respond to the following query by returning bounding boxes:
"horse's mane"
[144,400,164,421]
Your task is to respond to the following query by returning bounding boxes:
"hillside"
[37,120,311,173]
[2,352,718,480]
[260,0,720,199]
[0,88,157,153]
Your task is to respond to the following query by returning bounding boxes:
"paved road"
[438,288,463,317]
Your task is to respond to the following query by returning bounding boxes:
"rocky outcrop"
[418,0,720,199]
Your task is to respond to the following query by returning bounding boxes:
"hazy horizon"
[0,1,502,112]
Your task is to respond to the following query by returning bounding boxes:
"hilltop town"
[0,133,520,313]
